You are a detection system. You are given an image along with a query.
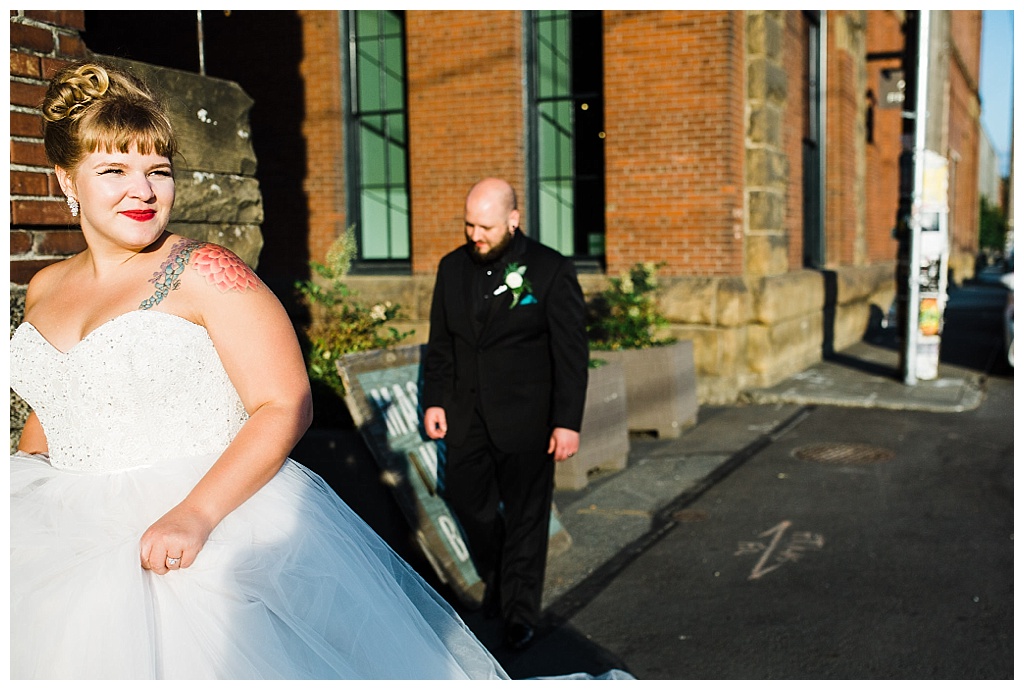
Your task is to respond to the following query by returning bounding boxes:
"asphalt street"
[495,278,1014,680]
[508,385,1013,679]
[295,277,1014,680]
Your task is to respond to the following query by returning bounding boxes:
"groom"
[422,177,589,650]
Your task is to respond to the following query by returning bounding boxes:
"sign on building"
[879,68,906,109]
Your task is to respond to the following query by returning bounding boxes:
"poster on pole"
[336,345,571,608]
[913,150,950,381]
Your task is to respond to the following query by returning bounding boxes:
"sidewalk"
[541,338,985,613]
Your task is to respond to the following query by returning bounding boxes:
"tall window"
[528,10,605,263]
[802,10,825,268]
[345,10,410,264]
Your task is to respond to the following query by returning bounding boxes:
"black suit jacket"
[422,231,589,453]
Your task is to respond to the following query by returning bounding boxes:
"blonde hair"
[41,62,178,172]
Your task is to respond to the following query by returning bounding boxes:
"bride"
[10,60,519,680]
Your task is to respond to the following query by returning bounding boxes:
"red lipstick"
[122,210,156,222]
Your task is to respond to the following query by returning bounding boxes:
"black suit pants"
[442,409,554,627]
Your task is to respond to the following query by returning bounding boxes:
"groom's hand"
[424,406,448,440]
[548,427,580,462]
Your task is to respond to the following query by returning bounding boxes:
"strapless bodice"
[10,310,248,472]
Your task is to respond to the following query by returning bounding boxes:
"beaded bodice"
[10,311,248,472]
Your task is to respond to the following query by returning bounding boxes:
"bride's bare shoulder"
[162,236,263,297]
[23,256,80,314]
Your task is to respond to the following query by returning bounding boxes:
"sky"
[980,10,1014,177]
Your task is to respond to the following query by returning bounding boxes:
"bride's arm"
[16,411,49,456]
[16,269,56,458]
[139,242,313,575]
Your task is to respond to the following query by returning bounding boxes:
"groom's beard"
[467,231,514,264]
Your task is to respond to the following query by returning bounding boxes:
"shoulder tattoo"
[140,238,261,310]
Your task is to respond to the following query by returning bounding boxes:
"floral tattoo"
[140,238,261,310]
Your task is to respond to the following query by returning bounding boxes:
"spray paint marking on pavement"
[735,520,825,580]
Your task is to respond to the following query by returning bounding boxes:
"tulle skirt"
[10,451,508,680]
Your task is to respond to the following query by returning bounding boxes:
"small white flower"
[505,272,524,289]
[621,277,634,294]
[370,303,387,321]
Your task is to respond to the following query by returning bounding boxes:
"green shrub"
[979,194,1008,252]
[587,262,675,351]
[295,230,413,397]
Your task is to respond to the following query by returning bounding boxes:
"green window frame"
[344,10,411,265]
[528,10,605,264]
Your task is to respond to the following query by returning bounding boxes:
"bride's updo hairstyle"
[41,61,178,172]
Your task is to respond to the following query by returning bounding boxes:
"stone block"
[835,262,897,305]
[747,59,788,104]
[747,105,781,146]
[660,276,719,324]
[746,146,788,186]
[747,11,784,59]
[558,359,629,491]
[172,172,264,225]
[664,325,718,376]
[746,312,823,380]
[834,301,871,351]
[754,270,824,323]
[101,56,258,176]
[344,276,422,315]
[748,190,786,230]
[745,233,789,278]
[598,340,698,439]
[716,277,754,327]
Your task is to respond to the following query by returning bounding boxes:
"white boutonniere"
[492,262,536,308]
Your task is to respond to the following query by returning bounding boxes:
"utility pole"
[197,10,206,76]
[896,10,950,384]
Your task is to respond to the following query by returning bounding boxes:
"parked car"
[1001,251,1013,368]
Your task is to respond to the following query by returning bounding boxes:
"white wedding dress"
[9,310,510,680]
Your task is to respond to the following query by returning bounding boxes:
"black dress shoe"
[503,622,535,650]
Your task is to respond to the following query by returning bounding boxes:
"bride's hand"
[139,501,214,575]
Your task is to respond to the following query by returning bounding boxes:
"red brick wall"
[405,11,526,275]
[864,11,904,265]
[603,10,746,277]
[783,13,810,271]
[298,10,347,264]
[11,10,981,291]
[947,10,982,281]
[824,11,862,268]
[9,10,88,284]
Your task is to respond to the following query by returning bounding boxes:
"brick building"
[9,10,983,405]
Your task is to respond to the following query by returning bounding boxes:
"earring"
[67,196,79,217]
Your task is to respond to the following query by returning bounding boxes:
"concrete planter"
[556,358,630,491]
[598,340,698,439]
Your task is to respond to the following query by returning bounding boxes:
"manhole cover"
[671,508,709,523]
[793,443,895,465]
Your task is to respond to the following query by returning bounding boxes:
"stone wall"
[745,10,790,278]
[338,261,897,406]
